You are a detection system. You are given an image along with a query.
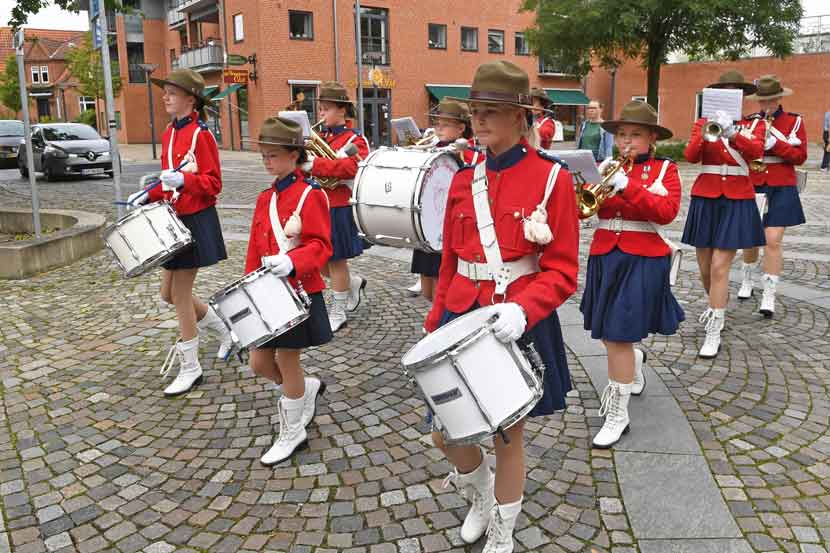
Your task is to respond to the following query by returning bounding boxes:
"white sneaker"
[737,262,754,300]
[161,337,203,397]
[631,348,647,396]
[197,306,234,360]
[346,275,367,312]
[482,498,522,553]
[698,308,725,358]
[760,274,778,318]
[300,376,326,427]
[407,279,422,297]
[328,291,349,332]
[442,451,494,544]
[592,380,632,449]
[261,396,307,466]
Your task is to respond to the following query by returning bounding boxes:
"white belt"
[700,165,749,177]
[596,218,658,234]
[762,156,784,164]
[457,255,540,285]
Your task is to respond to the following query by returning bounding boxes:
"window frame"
[289,82,318,122]
[428,23,447,50]
[460,26,478,52]
[40,65,49,83]
[487,29,504,54]
[288,10,314,41]
[30,66,40,84]
[515,32,529,56]
[359,6,390,66]
[233,13,244,43]
[79,96,97,113]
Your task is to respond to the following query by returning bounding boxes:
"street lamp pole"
[355,0,365,133]
[138,63,158,160]
[14,29,41,238]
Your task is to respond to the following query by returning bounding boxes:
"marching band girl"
[738,75,807,317]
[246,117,333,465]
[424,61,579,552]
[580,100,685,448]
[302,82,371,332]
[530,87,556,150]
[127,68,232,397]
[682,70,766,358]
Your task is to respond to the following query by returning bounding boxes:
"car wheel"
[106,171,114,178]
[44,165,54,182]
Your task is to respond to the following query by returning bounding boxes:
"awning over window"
[545,89,590,105]
[425,84,470,102]
[210,83,242,101]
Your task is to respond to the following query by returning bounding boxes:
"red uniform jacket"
[535,116,555,150]
[684,116,765,199]
[590,155,682,257]
[148,112,222,215]
[425,140,580,332]
[310,124,370,208]
[244,169,332,294]
[749,107,807,187]
[435,140,485,166]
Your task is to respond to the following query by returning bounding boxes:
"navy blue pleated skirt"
[437,305,572,416]
[259,292,332,350]
[681,195,766,249]
[330,206,364,261]
[580,248,685,342]
[755,185,806,228]
[410,249,442,277]
[162,205,227,270]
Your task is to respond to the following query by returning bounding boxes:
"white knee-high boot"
[442,449,495,544]
[483,497,523,553]
[162,336,203,397]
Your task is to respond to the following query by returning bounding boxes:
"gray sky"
[0,0,827,31]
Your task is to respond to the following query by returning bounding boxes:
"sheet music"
[701,88,743,122]
[277,110,312,138]
[543,149,602,185]
[391,117,421,143]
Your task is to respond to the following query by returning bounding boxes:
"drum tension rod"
[498,426,510,444]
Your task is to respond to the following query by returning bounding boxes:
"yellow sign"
[347,69,396,89]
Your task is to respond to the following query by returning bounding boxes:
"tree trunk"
[646,53,661,111]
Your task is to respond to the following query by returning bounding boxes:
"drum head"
[402,305,499,368]
[418,153,460,251]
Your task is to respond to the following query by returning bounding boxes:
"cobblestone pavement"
[0,157,829,553]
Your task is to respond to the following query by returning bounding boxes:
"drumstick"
[127,159,190,204]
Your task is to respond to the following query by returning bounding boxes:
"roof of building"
[0,27,86,70]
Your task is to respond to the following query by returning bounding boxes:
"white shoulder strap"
[269,189,302,253]
[166,128,175,169]
[645,159,682,286]
[188,126,202,156]
[293,185,315,218]
[539,163,561,208]
[471,163,510,296]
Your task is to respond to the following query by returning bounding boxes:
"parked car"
[18,123,113,181]
[0,120,24,169]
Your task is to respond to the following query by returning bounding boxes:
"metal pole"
[15,29,41,238]
[147,76,156,159]
[355,0,364,133]
[219,0,235,150]
[332,0,340,81]
[98,7,124,218]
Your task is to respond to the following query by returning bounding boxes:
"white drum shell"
[210,268,309,350]
[352,147,459,252]
[401,306,542,446]
[103,202,193,278]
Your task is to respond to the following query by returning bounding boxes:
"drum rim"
[439,388,542,447]
[243,312,311,350]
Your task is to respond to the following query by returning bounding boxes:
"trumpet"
[577,151,633,219]
[405,129,437,148]
[305,119,343,190]
[750,114,774,173]
[702,120,723,142]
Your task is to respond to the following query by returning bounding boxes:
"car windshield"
[0,120,24,137]
[41,124,101,141]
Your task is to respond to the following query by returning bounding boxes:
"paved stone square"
[0,149,829,553]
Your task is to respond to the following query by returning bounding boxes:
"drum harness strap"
[267,185,315,254]
[165,126,204,202]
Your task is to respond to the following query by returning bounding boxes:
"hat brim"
[706,82,758,95]
[317,96,354,107]
[446,96,535,111]
[601,120,673,141]
[428,111,469,122]
[745,87,793,101]
[245,138,311,149]
[150,77,215,108]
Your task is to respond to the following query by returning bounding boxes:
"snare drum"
[209,267,310,351]
[103,202,193,278]
[352,147,461,252]
[401,305,543,446]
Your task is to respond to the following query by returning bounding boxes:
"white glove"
[299,153,316,173]
[490,303,527,343]
[764,134,777,151]
[261,254,293,277]
[787,135,802,147]
[127,189,149,207]
[597,156,614,175]
[160,170,184,192]
[609,172,628,194]
[715,111,736,138]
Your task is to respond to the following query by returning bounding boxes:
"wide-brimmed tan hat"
[745,75,792,101]
[429,98,470,122]
[253,117,309,148]
[448,61,533,109]
[150,68,215,109]
[706,70,758,94]
[317,81,354,107]
[530,87,552,107]
[601,100,673,140]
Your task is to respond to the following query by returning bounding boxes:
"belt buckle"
[720,165,728,177]
[611,217,623,233]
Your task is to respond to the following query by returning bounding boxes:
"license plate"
[81,168,105,175]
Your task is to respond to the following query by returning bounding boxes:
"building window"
[289,11,313,40]
[359,7,389,65]
[488,29,504,54]
[233,13,244,42]
[290,83,317,122]
[515,32,529,56]
[539,56,568,75]
[79,96,96,113]
[428,23,446,49]
[461,27,478,51]
[40,66,49,83]
[632,95,659,113]
[126,43,146,83]
[30,66,39,84]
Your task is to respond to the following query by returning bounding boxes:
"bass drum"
[352,147,460,252]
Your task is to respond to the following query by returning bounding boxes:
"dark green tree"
[522,0,804,109]
[65,31,122,102]
[0,55,22,116]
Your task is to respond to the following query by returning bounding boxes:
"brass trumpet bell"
[702,120,722,142]
[576,154,633,220]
